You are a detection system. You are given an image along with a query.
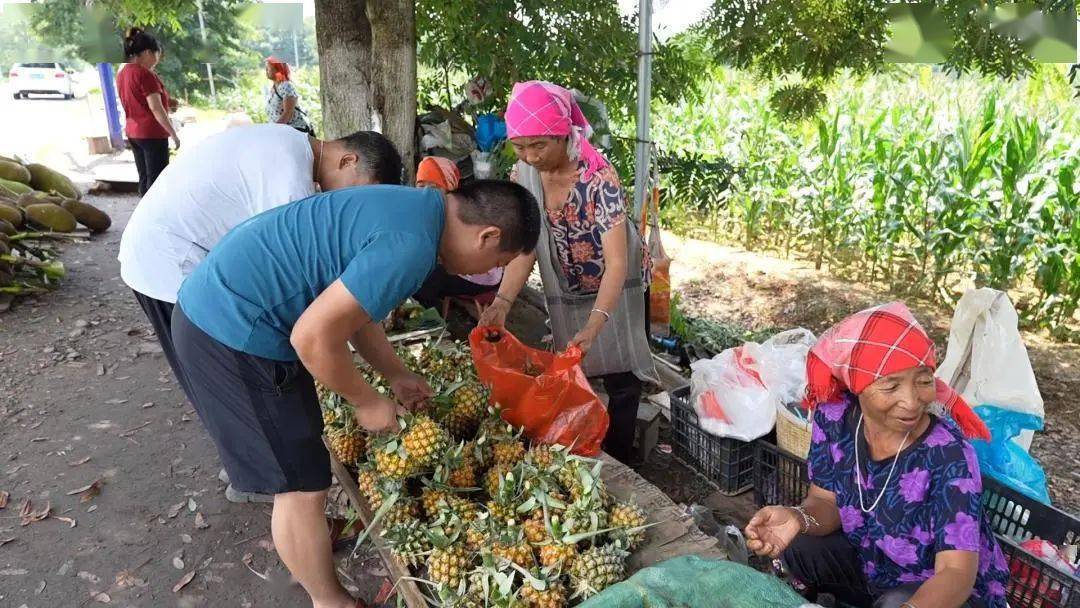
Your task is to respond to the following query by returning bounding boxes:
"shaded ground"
[0,193,384,608]
[663,235,1080,514]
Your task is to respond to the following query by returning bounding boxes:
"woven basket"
[776,404,812,459]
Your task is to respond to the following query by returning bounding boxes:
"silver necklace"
[854,412,911,513]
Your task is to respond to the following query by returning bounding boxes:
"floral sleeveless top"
[512,161,650,294]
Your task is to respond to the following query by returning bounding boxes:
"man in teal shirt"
[172,181,539,608]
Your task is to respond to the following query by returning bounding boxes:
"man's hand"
[478,298,511,328]
[744,506,803,558]
[389,370,434,410]
[353,395,403,433]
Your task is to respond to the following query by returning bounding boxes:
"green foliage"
[415,0,708,122]
[698,0,1078,119]
[645,64,1080,338]
[27,0,258,100]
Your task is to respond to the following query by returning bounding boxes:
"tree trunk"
[314,0,416,180]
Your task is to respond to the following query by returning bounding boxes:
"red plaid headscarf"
[803,302,990,440]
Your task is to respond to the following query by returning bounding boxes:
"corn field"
[641,65,1080,339]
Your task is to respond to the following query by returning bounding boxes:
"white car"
[9,62,75,100]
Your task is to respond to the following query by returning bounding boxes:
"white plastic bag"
[936,289,1044,450]
[689,329,816,441]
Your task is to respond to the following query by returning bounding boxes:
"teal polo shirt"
[178,185,444,361]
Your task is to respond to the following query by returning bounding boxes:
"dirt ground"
[0,193,385,608]
[662,235,1080,515]
[2,194,1077,607]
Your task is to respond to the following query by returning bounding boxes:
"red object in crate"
[1007,539,1078,607]
[469,327,608,456]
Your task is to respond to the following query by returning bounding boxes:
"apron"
[516,161,659,383]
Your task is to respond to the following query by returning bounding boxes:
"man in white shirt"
[118,124,402,501]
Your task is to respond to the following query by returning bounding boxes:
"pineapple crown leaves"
[350,490,401,558]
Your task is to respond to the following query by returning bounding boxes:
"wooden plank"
[597,453,727,574]
[328,450,429,608]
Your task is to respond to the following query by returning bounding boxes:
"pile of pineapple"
[320,340,649,607]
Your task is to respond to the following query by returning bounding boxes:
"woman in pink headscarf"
[478,81,657,464]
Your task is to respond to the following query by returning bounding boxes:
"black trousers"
[596,288,651,465]
[131,290,194,404]
[129,138,169,195]
[783,533,986,608]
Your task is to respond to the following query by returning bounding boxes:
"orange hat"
[416,156,460,191]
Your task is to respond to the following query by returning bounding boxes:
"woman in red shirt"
[116,28,180,195]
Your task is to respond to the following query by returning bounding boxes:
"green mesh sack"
[579,555,807,608]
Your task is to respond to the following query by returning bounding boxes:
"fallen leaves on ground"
[194,512,209,529]
[69,457,92,467]
[0,490,8,508]
[166,502,185,519]
[90,591,111,603]
[67,479,103,503]
[241,553,269,581]
[52,515,77,528]
[0,538,14,548]
[19,498,50,526]
[172,570,196,593]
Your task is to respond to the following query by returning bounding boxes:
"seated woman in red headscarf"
[412,156,502,311]
[746,303,1007,608]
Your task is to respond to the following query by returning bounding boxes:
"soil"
[660,234,1080,515]
[0,193,384,608]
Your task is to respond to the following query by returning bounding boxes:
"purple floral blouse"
[512,162,650,294]
[808,393,1010,606]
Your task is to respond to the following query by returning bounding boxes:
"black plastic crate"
[753,439,811,507]
[751,440,1080,607]
[981,477,1080,608]
[669,385,755,496]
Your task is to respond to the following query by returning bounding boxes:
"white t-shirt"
[118,123,316,303]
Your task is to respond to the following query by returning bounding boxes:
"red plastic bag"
[469,327,609,456]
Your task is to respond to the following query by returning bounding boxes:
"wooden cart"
[330,452,727,607]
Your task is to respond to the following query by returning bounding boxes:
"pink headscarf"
[504,81,610,181]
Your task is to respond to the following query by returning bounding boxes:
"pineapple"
[570,544,627,599]
[523,510,548,545]
[426,517,475,590]
[484,463,514,498]
[327,426,367,466]
[524,444,559,470]
[464,518,490,553]
[557,458,609,505]
[381,519,431,569]
[564,495,609,536]
[371,435,414,480]
[491,519,536,568]
[492,439,526,467]
[520,577,568,608]
[421,485,454,520]
[536,514,581,571]
[356,465,379,506]
[383,498,422,527]
[402,414,450,470]
[538,542,578,570]
[443,442,480,489]
[448,382,488,434]
[428,543,473,590]
[608,501,647,550]
[446,495,479,522]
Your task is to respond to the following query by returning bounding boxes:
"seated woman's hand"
[745,506,802,558]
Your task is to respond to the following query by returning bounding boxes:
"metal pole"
[293,28,302,68]
[633,0,654,216]
[196,0,216,103]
